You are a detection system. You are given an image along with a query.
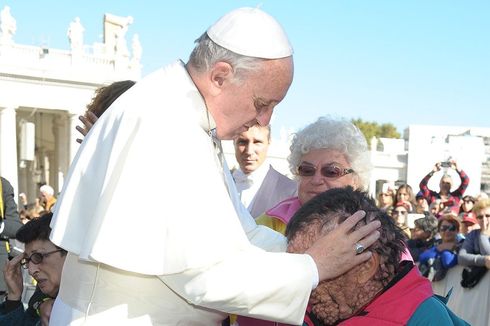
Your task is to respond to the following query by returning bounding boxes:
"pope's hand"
[306,210,380,282]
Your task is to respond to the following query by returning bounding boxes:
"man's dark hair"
[286,187,406,274]
[16,212,55,244]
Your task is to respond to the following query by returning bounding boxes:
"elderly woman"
[0,213,66,325]
[255,116,371,234]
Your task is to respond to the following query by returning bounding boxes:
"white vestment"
[49,61,313,325]
[233,164,297,218]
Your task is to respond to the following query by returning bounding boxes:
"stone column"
[0,106,19,195]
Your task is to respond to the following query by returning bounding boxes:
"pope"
[49,7,380,325]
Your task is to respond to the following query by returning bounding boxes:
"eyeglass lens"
[440,225,456,232]
[393,210,407,215]
[298,164,352,178]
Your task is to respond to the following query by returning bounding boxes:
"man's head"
[439,173,453,194]
[39,184,54,200]
[234,124,271,174]
[186,7,294,140]
[286,187,406,324]
[17,213,67,298]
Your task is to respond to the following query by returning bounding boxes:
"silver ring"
[355,242,365,255]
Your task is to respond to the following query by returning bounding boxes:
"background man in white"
[49,7,379,325]
[233,124,297,218]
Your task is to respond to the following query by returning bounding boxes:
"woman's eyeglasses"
[21,249,64,269]
[477,214,490,220]
[439,225,457,232]
[297,163,354,179]
[392,210,407,216]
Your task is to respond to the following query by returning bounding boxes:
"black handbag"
[460,265,488,289]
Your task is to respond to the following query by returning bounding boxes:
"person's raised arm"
[305,210,380,281]
[419,162,440,200]
[451,160,470,198]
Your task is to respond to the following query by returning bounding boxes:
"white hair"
[187,33,264,83]
[40,184,54,196]
[288,116,372,190]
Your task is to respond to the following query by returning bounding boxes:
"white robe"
[49,61,313,325]
[233,164,297,218]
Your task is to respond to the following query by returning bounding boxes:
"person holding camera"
[418,160,470,215]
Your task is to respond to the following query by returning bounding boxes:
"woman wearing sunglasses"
[0,212,66,325]
[252,116,371,237]
[418,214,462,282]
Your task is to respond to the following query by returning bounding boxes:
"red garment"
[337,265,432,325]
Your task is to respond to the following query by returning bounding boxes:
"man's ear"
[208,61,234,95]
[356,252,380,284]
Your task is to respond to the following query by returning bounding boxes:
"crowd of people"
[376,161,490,325]
[0,6,487,326]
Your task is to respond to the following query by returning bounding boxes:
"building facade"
[0,8,141,205]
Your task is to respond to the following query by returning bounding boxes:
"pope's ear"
[209,61,234,92]
[356,252,380,284]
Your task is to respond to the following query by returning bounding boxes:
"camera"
[440,161,451,168]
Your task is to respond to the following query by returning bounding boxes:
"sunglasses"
[439,225,457,232]
[392,210,407,216]
[21,249,64,269]
[297,163,354,179]
[477,214,490,220]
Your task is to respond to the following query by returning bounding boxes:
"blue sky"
[3,1,489,138]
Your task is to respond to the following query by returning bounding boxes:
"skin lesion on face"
[287,217,386,325]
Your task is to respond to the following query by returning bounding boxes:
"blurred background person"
[0,176,22,297]
[447,198,490,326]
[391,201,411,238]
[419,160,470,215]
[459,212,480,236]
[415,191,429,214]
[408,216,439,263]
[395,184,417,212]
[38,185,56,213]
[458,198,490,270]
[377,182,396,215]
[459,195,475,214]
[232,125,297,218]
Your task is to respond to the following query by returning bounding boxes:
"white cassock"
[49,60,314,325]
[233,164,297,218]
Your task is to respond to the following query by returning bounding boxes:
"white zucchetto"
[206,7,293,59]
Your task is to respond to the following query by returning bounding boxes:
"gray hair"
[187,32,264,83]
[288,116,372,190]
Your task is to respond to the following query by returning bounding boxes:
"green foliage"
[351,118,401,148]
